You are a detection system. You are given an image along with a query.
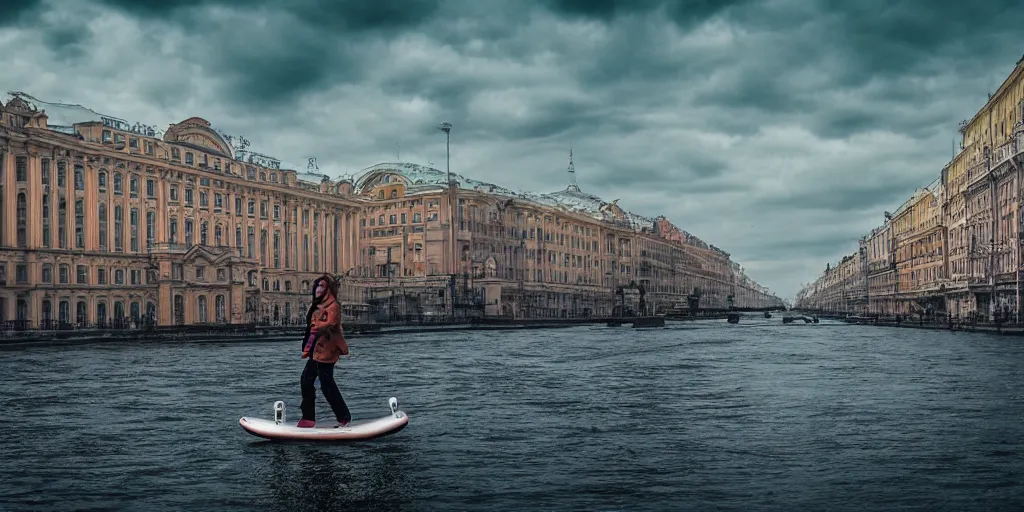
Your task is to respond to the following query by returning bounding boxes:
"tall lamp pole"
[437,122,452,184]
[437,121,454,277]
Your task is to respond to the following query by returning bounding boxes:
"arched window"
[76,300,87,325]
[169,216,178,244]
[173,295,184,325]
[41,300,52,325]
[97,302,107,327]
[59,299,70,324]
[215,295,226,323]
[197,296,208,323]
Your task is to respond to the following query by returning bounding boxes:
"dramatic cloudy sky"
[2,0,1022,300]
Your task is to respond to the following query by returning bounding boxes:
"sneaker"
[334,419,350,428]
[296,419,316,428]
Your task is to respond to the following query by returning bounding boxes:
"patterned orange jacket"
[309,293,349,364]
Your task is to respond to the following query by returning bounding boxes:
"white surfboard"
[239,397,409,441]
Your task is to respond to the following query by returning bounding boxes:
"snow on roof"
[355,162,659,232]
[8,92,104,129]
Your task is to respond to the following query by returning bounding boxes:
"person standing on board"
[297,275,352,428]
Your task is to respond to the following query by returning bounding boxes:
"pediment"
[182,245,238,265]
[164,117,234,159]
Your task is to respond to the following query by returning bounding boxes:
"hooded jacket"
[303,275,349,364]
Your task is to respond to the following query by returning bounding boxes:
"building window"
[98,203,108,251]
[201,221,208,245]
[15,264,27,284]
[16,192,27,247]
[76,301,87,325]
[260,229,268,265]
[197,296,208,323]
[42,264,52,283]
[215,295,226,322]
[97,268,106,285]
[196,266,205,281]
[169,217,178,244]
[147,179,155,198]
[215,225,222,246]
[185,152,194,166]
[57,195,67,247]
[15,156,27,182]
[170,186,178,202]
[75,199,85,249]
[59,264,69,284]
[114,205,124,251]
[130,208,139,252]
[42,191,51,247]
[74,164,85,191]
[185,219,194,246]
[114,172,123,195]
[146,211,156,249]
[273,231,281,268]
[76,265,88,284]
[57,161,66,188]
[98,171,107,192]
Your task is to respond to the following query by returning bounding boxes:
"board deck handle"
[389,397,399,417]
[274,401,286,425]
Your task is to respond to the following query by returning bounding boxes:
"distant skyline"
[3,0,1023,300]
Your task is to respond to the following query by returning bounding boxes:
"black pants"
[300,358,351,423]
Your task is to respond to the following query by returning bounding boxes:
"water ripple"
[1,321,1023,510]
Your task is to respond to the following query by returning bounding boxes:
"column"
[1,151,13,246]
[27,152,41,248]
[85,163,98,251]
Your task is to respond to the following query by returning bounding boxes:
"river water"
[1,317,1022,511]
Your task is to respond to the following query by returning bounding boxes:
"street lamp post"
[437,122,452,184]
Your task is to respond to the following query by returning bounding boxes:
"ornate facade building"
[796,54,1024,320]
[0,92,784,328]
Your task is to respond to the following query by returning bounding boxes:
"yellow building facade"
[797,54,1024,320]
[0,93,784,329]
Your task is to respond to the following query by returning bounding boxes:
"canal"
[1,318,1022,511]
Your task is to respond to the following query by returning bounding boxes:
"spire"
[566,143,580,192]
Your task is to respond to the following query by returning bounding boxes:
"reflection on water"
[1,319,1023,511]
